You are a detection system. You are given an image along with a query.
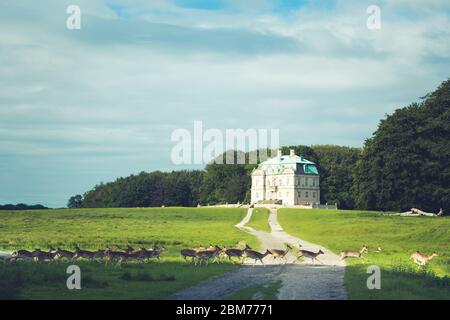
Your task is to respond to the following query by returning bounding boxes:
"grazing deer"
[340,246,368,260]
[298,249,325,264]
[268,244,292,263]
[411,251,439,266]
[244,248,272,265]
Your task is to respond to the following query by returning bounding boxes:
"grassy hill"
[278,209,450,300]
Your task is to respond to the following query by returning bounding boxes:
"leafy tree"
[353,79,450,212]
[82,171,205,208]
[201,152,251,204]
[312,145,361,209]
[0,203,48,210]
[67,195,83,208]
[281,145,320,164]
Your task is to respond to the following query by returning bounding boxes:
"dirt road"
[170,208,347,300]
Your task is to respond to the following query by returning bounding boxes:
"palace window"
[305,191,309,197]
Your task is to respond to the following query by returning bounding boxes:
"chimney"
[277,149,282,157]
[290,149,295,157]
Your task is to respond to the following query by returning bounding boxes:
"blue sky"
[1,0,450,207]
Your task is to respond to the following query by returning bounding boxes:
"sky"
[1,0,450,207]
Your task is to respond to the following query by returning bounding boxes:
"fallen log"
[397,208,440,217]
[411,208,438,216]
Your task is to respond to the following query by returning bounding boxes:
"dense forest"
[353,79,450,212]
[74,80,450,212]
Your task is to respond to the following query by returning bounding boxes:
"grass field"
[278,209,450,300]
[246,208,271,233]
[0,207,256,299]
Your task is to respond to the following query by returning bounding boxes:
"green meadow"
[278,209,450,300]
[1,207,449,300]
[0,207,256,299]
[245,208,271,233]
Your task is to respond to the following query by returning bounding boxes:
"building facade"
[251,149,320,206]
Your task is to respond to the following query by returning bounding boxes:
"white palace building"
[251,149,320,206]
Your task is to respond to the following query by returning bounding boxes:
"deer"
[181,249,198,263]
[54,248,75,260]
[244,248,272,265]
[411,251,439,266]
[141,246,165,261]
[224,244,251,263]
[33,249,57,262]
[298,249,325,264]
[73,246,97,260]
[10,249,34,261]
[118,250,145,263]
[195,246,223,265]
[340,245,369,260]
[268,244,292,263]
[210,245,225,263]
[104,248,129,267]
[92,249,108,261]
[194,250,216,266]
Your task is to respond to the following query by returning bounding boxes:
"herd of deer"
[180,244,291,265]
[181,243,326,265]
[6,245,166,266]
[3,244,439,268]
[181,243,440,267]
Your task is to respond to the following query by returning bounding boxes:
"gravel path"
[170,208,347,300]
[0,252,12,261]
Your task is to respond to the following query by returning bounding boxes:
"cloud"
[0,0,449,206]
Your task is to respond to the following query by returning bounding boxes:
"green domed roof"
[258,154,319,175]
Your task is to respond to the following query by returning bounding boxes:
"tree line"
[0,204,49,211]
[71,79,450,212]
